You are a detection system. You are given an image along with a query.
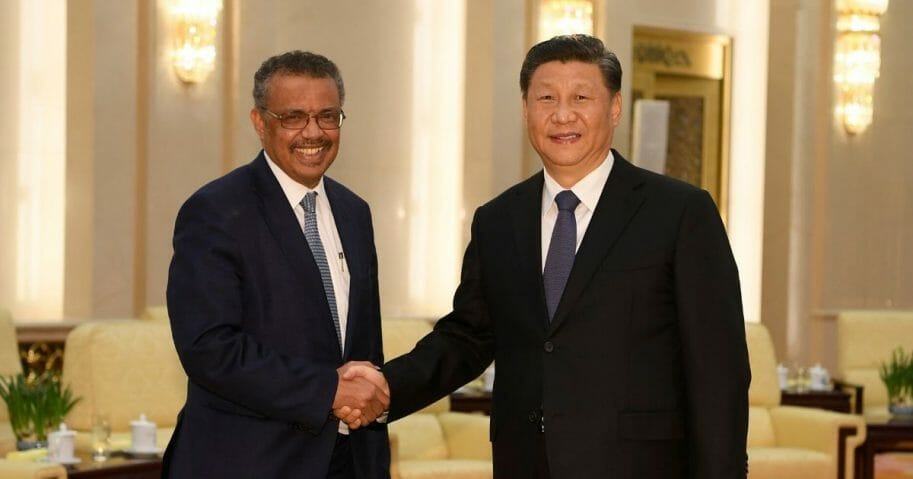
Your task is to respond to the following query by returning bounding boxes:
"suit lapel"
[509,173,550,325]
[250,153,343,358]
[324,178,362,361]
[548,152,646,332]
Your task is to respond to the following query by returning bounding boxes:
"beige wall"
[10,0,771,323]
[0,1,21,315]
[763,0,913,370]
[593,0,770,323]
[63,0,481,319]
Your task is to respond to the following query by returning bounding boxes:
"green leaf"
[0,373,82,442]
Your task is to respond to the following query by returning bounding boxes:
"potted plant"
[0,373,81,450]
[879,347,913,417]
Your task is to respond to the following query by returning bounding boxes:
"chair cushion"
[746,323,781,408]
[748,447,831,479]
[0,459,67,479]
[399,459,492,479]
[437,412,491,460]
[390,414,449,460]
[747,406,776,447]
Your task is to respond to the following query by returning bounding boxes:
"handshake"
[333,361,390,429]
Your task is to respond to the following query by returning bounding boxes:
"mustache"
[289,140,331,150]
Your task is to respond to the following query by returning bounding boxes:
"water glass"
[91,414,111,462]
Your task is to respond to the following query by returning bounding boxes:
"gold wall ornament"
[631,27,732,224]
[834,0,889,135]
[170,0,223,84]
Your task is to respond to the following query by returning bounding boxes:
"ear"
[250,108,266,140]
[610,91,623,127]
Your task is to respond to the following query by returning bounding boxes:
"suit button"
[528,411,538,423]
[544,341,555,353]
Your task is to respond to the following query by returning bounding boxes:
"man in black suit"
[344,35,750,478]
[164,51,390,478]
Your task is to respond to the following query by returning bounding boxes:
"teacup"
[130,413,157,452]
[47,423,76,463]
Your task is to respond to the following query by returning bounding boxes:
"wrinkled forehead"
[263,73,341,105]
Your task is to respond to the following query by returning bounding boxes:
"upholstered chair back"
[382,318,449,414]
[837,310,913,414]
[62,319,186,431]
[746,323,781,447]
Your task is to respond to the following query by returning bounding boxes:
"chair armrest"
[0,459,67,479]
[832,379,865,414]
[770,406,866,479]
[437,412,491,460]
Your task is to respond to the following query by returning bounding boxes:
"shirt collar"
[263,149,327,209]
[541,150,615,215]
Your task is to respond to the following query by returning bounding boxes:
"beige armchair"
[0,309,22,456]
[61,318,186,453]
[836,310,913,416]
[0,460,65,479]
[383,319,492,479]
[746,322,866,479]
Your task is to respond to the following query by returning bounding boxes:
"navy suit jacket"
[384,152,749,478]
[163,152,389,478]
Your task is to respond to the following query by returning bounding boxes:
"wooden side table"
[854,415,913,479]
[450,390,492,415]
[65,451,162,479]
[780,389,852,413]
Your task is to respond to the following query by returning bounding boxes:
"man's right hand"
[333,362,390,429]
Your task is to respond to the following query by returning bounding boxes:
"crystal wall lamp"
[171,0,222,84]
[834,0,889,135]
[536,0,595,42]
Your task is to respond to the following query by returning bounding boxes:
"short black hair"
[520,34,621,98]
[252,50,345,109]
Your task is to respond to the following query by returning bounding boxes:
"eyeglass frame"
[259,108,346,130]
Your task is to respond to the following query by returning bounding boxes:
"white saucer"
[125,447,162,457]
[41,457,82,465]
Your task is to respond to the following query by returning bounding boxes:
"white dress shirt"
[264,152,352,434]
[541,151,615,271]
[264,152,350,345]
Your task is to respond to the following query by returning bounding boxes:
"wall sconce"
[536,0,595,43]
[833,0,889,135]
[170,0,222,84]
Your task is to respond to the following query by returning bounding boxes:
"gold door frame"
[632,26,732,224]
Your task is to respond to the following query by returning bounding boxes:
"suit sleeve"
[384,210,496,420]
[166,192,338,433]
[673,190,750,479]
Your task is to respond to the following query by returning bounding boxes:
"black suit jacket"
[384,151,749,478]
[163,153,389,478]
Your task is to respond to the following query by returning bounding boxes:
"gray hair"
[252,50,345,109]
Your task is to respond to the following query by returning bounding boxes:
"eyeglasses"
[260,108,346,130]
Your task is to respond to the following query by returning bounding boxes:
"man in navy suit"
[163,51,390,478]
[345,35,749,478]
